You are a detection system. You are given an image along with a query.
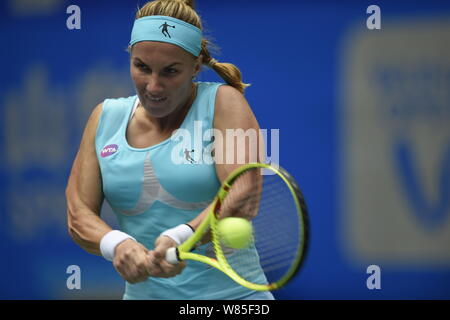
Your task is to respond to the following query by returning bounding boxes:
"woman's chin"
[142,103,170,118]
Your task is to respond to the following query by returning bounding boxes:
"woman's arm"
[188,84,263,229]
[66,103,111,255]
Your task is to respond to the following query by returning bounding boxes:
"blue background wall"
[1,0,449,299]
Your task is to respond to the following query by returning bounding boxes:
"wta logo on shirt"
[101,144,118,158]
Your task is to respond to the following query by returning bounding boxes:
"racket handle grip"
[165,247,180,264]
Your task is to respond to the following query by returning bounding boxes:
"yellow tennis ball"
[217,217,253,249]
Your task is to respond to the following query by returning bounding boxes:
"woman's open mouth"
[148,96,167,102]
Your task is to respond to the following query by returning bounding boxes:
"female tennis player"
[66,0,274,300]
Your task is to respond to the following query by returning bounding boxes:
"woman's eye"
[165,68,178,74]
[136,63,149,71]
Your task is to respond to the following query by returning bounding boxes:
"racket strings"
[216,168,304,286]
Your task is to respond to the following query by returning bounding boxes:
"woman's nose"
[146,74,164,96]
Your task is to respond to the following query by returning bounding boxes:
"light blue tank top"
[95,82,257,299]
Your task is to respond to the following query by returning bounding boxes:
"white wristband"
[160,224,194,245]
[100,230,136,262]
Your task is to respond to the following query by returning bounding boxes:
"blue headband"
[130,15,202,57]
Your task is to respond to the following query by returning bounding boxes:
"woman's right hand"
[113,239,153,284]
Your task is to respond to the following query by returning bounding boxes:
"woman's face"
[130,41,200,118]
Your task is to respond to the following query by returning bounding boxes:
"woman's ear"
[193,54,203,76]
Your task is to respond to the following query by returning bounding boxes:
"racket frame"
[170,163,308,291]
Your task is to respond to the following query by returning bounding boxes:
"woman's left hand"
[147,235,186,278]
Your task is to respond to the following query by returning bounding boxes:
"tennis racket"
[165,162,309,291]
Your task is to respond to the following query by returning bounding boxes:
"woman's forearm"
[67,206,112,256]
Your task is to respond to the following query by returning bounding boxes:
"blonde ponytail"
[200,39,250,94]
